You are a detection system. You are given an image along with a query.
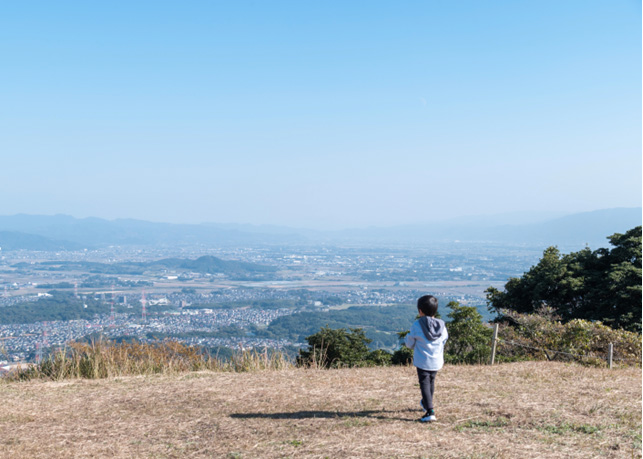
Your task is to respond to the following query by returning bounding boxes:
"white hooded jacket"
[404,317,448,371]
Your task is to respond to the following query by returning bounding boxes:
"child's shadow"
[230,409,416,422]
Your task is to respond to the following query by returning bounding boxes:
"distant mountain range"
[0,208,640,251]
[0,214,307,249]
[0,231,85,251]
[331,208,643,247]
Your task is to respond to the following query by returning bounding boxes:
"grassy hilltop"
[1,362,640,458]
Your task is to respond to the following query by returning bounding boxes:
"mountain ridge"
[0,207,639,250]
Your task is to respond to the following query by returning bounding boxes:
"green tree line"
[486,226,641,332]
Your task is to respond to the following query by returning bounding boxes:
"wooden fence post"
[490,323,499,365]
[608,343,613,369]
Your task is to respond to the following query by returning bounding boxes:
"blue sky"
[1,1,640,229]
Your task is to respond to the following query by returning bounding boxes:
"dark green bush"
[366,349,393,366]
[391,346,413,365]
[444,301,493,364]
[297,326,372,368]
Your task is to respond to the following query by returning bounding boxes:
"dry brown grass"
[7,341,291,381]
[0,362,640,458]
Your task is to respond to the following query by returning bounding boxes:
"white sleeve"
[441,326,449,343]
[404,322,417,349]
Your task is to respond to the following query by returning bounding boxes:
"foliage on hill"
[0,292,106,324]
[34,281,75,289]
[35,275,152,289]
[486,226,642,332]
[185,290,344,311]
[296,327,394,368]
[311,300,641,368]
[0,291,171,324]
[297,327,371,368]
[496,307,642,365]
[153,256,278,277]
[80,275,152,288]
[256,304,416,349]
[14,255,277,280]
[184,298,305,310]
[444,302,493,365]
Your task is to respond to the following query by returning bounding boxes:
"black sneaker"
[420,412,437,422]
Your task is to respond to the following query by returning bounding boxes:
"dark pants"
[417,368,438,412]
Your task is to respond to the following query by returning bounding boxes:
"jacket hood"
[418,316,445,341]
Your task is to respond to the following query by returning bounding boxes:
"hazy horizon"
[2,2,640,228]
[0,206,640,232]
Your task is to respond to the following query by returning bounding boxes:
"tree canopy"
[486,226,642,332]
[444,301,493,364]
[297,326,373,368]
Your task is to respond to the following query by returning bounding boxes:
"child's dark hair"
[417,295,438,317]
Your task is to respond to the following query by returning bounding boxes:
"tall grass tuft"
[296,344,330,369]
[227,346,291,372]
[6,339,293,381]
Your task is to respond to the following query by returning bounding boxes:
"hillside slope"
[0,230,83,251]
[1,362,640,458]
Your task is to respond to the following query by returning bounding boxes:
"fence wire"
[496,338,641,365]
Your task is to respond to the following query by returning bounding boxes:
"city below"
[0,241,546,367]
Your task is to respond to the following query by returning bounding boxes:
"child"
[404,295,448,422]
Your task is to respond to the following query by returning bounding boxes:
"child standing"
[405,295,448,422]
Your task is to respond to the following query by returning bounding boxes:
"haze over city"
[1,1,640,229]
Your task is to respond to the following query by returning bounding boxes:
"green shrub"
[444,301,493,364]
[365,349,393,366]
[391,346,413,365]
[297,326,372,368]
[497,308,642,366]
